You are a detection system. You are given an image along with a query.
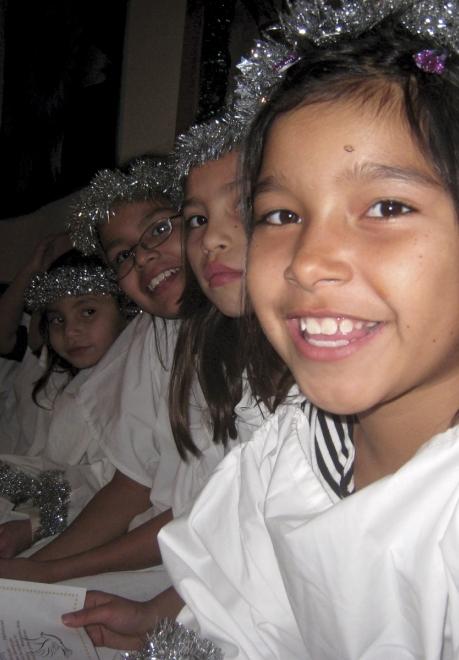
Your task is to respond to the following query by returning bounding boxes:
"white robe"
[160,398,459,660]
[0,325,143,537]
[64,313,266,605]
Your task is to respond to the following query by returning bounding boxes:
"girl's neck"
[353,373,459,490]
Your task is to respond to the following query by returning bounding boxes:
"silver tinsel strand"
[173,113,245,192]
[231,0,459,129]
[24,264,120,312]
[68,157,181,255]
[123,620,223,660]
[0,462,70,540]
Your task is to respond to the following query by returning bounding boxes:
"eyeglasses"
[110,213,182,282]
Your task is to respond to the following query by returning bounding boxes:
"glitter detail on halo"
[123,619,223,660]
[231,0,459,132]
[413,48,447,73]
[68,157,180,256]
[24,264,120,312]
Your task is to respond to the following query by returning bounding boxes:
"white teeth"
[299,316,377,336]
[321,318,338,335]
[339,319,354,335]
[309,338,350,347]
[147,268,180,292]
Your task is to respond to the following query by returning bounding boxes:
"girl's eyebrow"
[104,206,175,252]
[182,178,242,210]
[253,175,287,198]
[338,161,442,187]
[253,163,441,199]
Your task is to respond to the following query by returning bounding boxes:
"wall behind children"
[0,0,283,283]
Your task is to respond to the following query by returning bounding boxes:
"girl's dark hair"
[32,249,116,406]
[242,18,459,406]
[168,242,244,460]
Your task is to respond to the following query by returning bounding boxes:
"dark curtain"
[0,0,127,219]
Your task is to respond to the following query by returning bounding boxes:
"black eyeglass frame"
[110,213,182,282]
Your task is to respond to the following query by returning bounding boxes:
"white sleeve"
[159,411,305,660]
[172,378,268,518]
[78,314,181,514]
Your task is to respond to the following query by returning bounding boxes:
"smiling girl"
[151,1,459,658]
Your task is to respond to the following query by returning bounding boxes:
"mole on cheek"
[344,145,354,153]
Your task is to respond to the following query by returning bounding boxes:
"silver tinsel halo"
[0,462,70,540]
[68,157,181,255]
[279,0,459,50]
[24,264,120,312]
[232,0,459,127]
[173,113,245,190]
[123,620,223,660]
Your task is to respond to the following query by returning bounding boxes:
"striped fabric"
[301,400,355,501]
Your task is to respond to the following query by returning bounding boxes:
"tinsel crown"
[24,264,120,312]
[231,0,459,130]
[172,112,246,190]
[68,157,181,255]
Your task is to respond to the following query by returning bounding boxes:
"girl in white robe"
[0,250,128,558]
[157,4,459,658]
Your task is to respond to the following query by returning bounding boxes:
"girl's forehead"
[260,97,434,182]
[99,199,177,242]
[185,150,239,198]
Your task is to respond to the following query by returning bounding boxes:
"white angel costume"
[160,394,459,660]
[0,324,138,540]
[63,312,265,601]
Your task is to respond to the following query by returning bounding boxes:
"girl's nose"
[201,221,232,255]
[64,321,83,339]
[133,244,160,270]
[285,222,353,291]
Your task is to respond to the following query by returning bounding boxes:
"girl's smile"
[287,312,382,361]
[248,96,459,419]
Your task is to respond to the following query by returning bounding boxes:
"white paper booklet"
[0,578,100,659]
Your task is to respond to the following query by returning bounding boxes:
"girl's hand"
[0,520,32,558]
[62,590,152,650]
[22,233,72,280]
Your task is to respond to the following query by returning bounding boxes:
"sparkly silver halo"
[173,112,245,190]
[124,619,223,660]
[24,264,120,312]
[231,0,459,127]
[67,157,181,255]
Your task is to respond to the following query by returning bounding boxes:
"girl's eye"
[150,219,171,237]
[187,215,208,229]
[48,315,63,326]
[366,200,414,219]
[259,209,301,225]
[82,308,96,318]
[113,249,132,267]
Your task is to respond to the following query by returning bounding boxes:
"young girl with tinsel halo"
[0,232,71,456]
[63,0,459,658]
[0,249,128,560]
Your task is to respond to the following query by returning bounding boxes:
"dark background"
[0,0,285,221]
